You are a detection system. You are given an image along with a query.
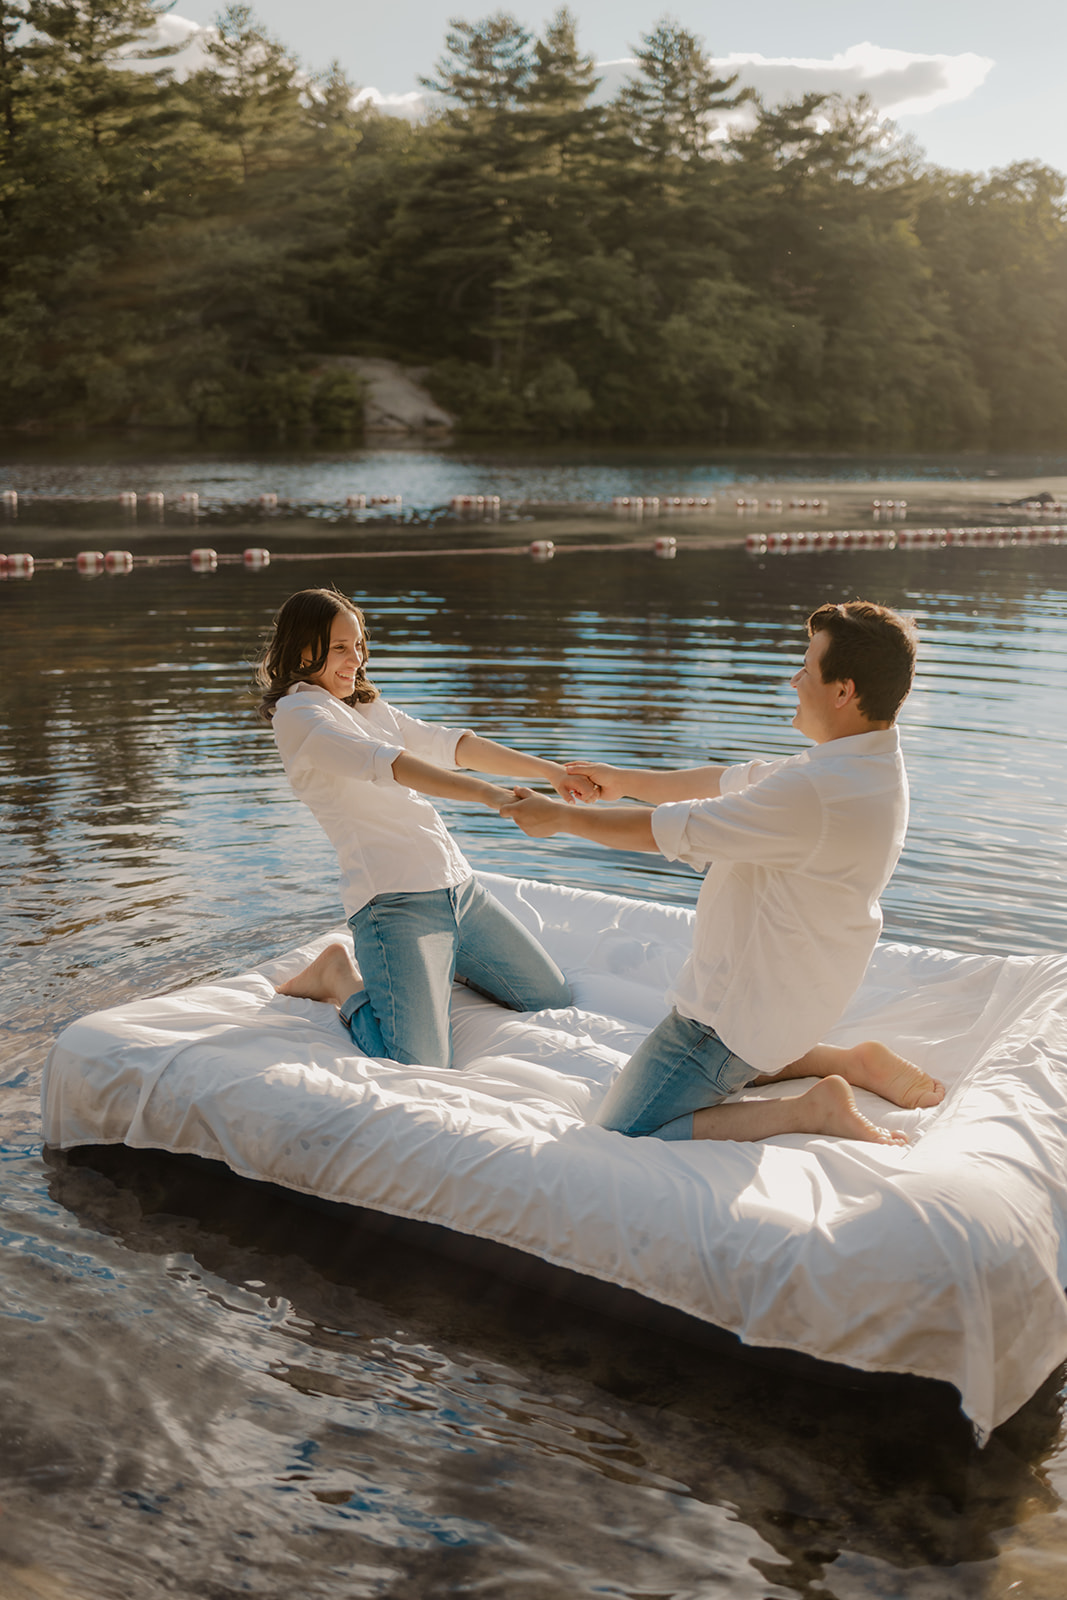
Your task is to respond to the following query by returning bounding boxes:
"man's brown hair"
[807,600,918,724]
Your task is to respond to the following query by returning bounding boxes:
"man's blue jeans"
[340,875,571,1068]
[594,1007,756,1141]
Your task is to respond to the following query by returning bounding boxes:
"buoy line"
[2,526,1063,580]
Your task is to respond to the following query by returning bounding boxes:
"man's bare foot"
[275,943,362,1010]
[756,1039,944,1109]
[691,1075,909,1144]
[843,1041,944,1109]
[793,1077,910,1145]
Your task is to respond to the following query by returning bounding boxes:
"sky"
[152,0,1067,176]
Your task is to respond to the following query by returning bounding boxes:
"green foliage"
[310,366,364,433]
[0,3,1065,446]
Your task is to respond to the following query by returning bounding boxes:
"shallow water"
[2,439,1066,515]
[3,523,1067,1598]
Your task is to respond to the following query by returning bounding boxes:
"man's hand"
[551,768,600,804]
[500,787,567,836]
[564,761,625,802]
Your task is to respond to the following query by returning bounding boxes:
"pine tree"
[190,1,302,182]
[616,18,741,163]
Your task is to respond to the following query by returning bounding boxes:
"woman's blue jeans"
[340,875,571,1068]
[594,1007,755,1141]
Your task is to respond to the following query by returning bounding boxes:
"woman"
[258,587,589,1067]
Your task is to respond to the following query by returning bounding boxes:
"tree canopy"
[1,1,1065,446]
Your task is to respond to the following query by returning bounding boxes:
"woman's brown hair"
[255,588,380,721]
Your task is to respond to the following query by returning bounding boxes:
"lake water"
[2,439,1066,516]
[3,486,1067,1598]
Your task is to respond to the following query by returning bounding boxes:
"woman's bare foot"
[275,943,362,1010]
[843,1041,944,1109]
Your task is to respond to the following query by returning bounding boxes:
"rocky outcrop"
[316,356,454,436]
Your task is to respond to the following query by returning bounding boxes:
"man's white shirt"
[652,729,909,1073]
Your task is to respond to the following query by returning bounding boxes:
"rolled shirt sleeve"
[653,762,824,874]
[383,704,472,771]
[274,697,403,787]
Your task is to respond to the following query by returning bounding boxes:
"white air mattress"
[41,874,1067,1443]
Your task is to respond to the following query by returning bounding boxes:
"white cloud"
[707,42,994,120]
[115,23,993,133]
[112,12,215,72]
[352,87,426,118]
[367,42,994,129]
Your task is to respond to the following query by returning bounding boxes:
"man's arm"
[455,732,597,803]
[500,788,659,852]
[563,760,724,805]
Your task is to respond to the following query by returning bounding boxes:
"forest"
[2,0,1066,447]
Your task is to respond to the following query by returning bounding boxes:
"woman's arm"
[563,760,725,805]
[455,732,597,803]
[391,750,514,810]
[500,788,659,852]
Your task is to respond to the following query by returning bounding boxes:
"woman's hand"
[483,781,519,810]
[500,787,566,836]
[563,761,625,803]
[550,767,599,804]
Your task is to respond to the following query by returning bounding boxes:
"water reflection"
[3,539,1067,1596]
[2,441,1066,514]
[28,1145,1065,1598]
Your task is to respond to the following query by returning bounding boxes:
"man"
[502,600,943,1146]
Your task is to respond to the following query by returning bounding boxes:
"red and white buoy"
[105,550,133,573]
[6,553,34,577]
[243,548,270,568]
[178,492,199,514]
[190,547,217,571]
[143,491,164,511]
[370,494,402,509]
[258,493,278,510]
[2,489,18,512]
[529,540,555,561]
[346,494,366,510]
[118,491,137,510]
[653,535,677,558]
[77,550,105,574]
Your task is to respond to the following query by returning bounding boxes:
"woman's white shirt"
[272,682,473,917]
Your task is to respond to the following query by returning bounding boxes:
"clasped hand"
[503,760,622,834]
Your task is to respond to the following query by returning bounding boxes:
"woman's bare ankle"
[276,943,362,1008]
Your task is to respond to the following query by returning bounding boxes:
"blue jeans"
[594,1007,755,1141]
[340,875,571,1068]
